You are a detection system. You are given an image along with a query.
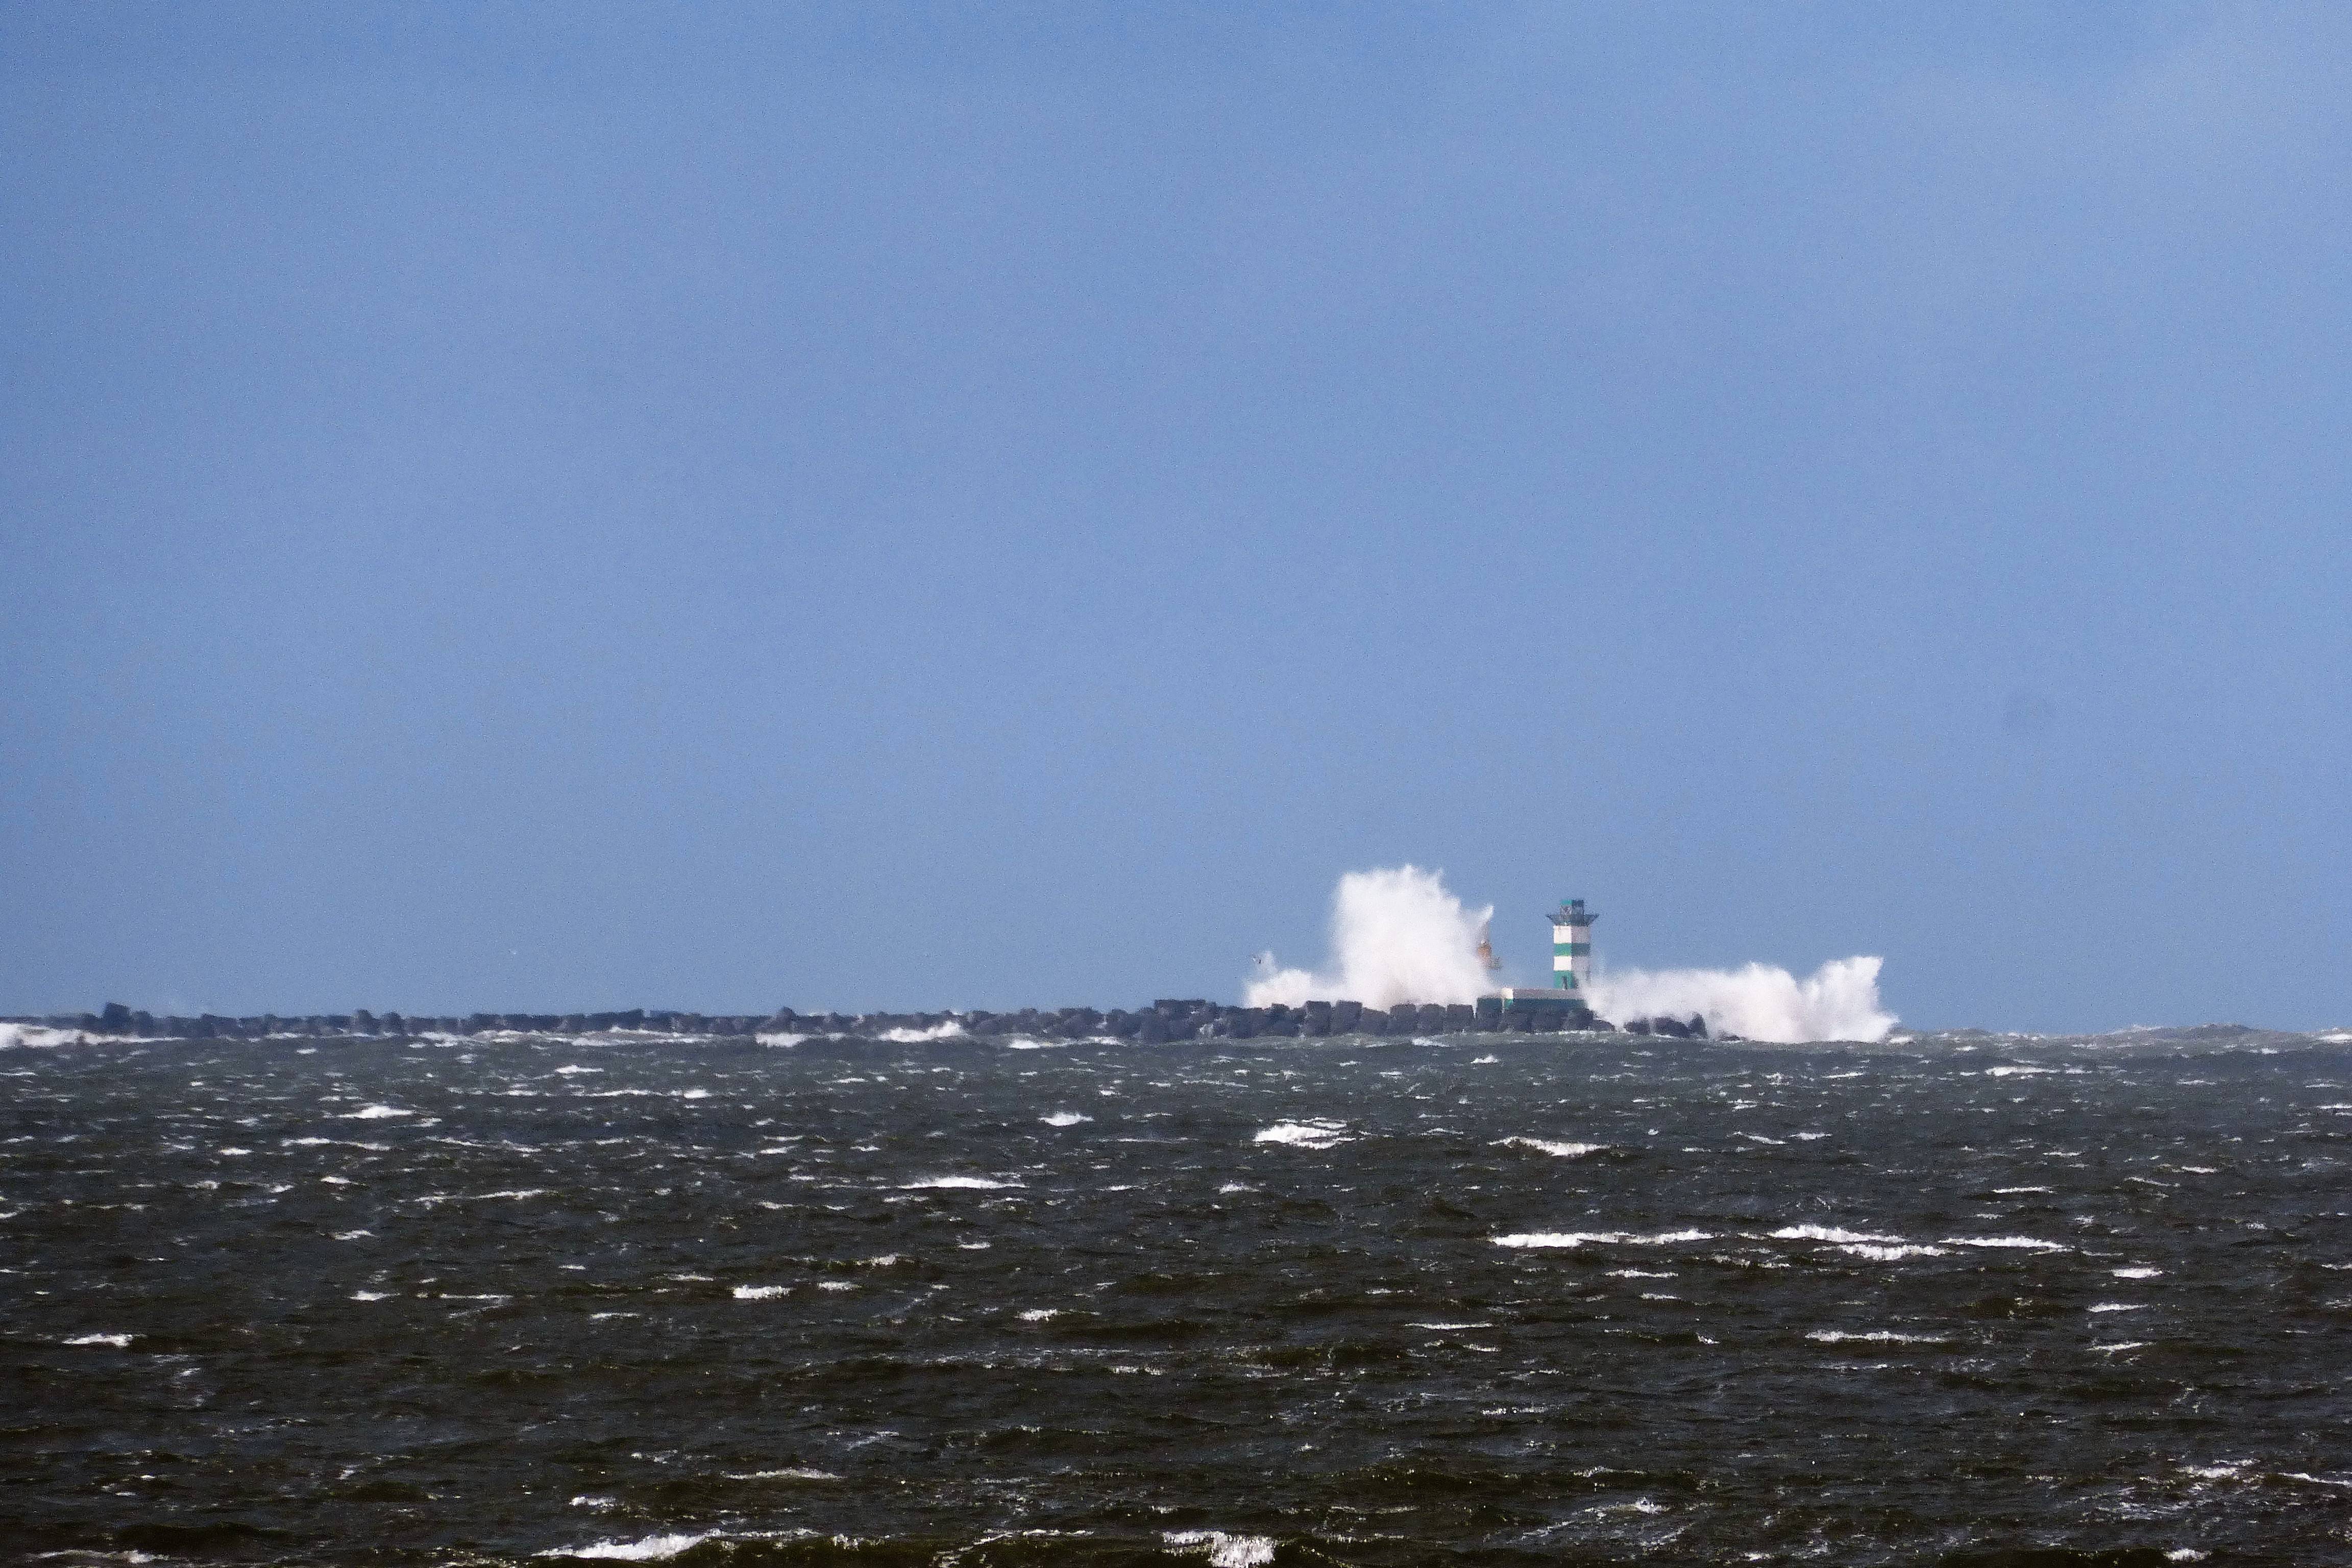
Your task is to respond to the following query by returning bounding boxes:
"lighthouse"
[1478,897,1598,1028]
[1549,898,1594,997]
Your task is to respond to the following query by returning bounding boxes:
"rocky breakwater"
[16,999,1722,1042]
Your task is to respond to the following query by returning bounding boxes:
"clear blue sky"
[4,4,2345,1029]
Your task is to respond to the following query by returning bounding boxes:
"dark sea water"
[9,1024,2352,1566]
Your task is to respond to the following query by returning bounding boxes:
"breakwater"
[18,997,1716,1041]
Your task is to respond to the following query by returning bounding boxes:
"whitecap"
[1837,1243,1949,1260]
[64,1333,133,1347]
[1807,1329,1948,1345]
[1252,1120,1350,1149]
[1041,1112,1092,1127]
[1493,1230,1713,1249]
[342,1105,411,1120]
[2089,1303,2147,1313]
[732,1285,788,1301]
[1019,1309,1059,1321]
[1499,1138,1604,1158]
[538,1532,713,1561]
[1771,1224,1900,1244]
[899,1176,1018,1190]
[1165,1531,1277,1568]
[2113,1266,2163,1279]
[725,1468,841,1481]
[1941,1235,2068,1252]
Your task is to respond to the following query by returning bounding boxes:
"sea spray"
[1245,866,1492,1009]
[1248,865,1896,1043]
[1588,955,1896,1044]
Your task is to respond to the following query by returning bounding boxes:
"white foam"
[1019,1309,1060,1321]
[342,1105,411,1120]
[754,1033,808,1047]
[1493,1230,1713,1249]
[732,1286,788,1301]
[1252,1120,1351,1149]
[64,1332,133,1346]
[1500,1138,1604,1158]
[817,1281,858,1292]
[2089,1303,2147,1313]
[1041,1112,1092,1126]
[879,1021,967,1042]
[724,1468,842,1481]
[414,1189,549,1206]
[1165,1531,1278,1568]
[1837,1243,1949,1260]
[538,1532,713,1561]
[2113,1266,2163,1279]
[899,1176,1018,1190]
[1941,1235,2068,1252]
[0,1022,82,1049]
[1982,1065,2052,1077]
[1771,1224,1900,1244]
[1807,1329,1948,1345]
[352,1291,389,1302]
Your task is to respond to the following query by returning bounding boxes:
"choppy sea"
[9,1023,2352,1565]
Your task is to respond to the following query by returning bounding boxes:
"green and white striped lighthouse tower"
[1548,899,1595,997]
